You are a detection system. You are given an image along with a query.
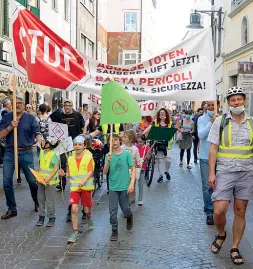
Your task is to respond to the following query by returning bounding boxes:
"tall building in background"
[106,0,157,66]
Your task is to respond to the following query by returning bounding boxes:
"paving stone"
[0,147,252,268]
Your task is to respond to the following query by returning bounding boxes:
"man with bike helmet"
[208,87,252,265]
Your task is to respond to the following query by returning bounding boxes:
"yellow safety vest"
[217,118,253,159]
[154,121,173,150]
[102,124,120,144]
[72,149,93,158]
[39,150,59,185]
[68,153,95,192]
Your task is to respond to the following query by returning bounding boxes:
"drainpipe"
[95,0,99,60]
[139,0,143,58]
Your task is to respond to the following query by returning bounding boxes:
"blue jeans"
[200,159,213,216]
[3,149,38,211]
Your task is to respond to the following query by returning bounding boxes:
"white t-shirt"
[121,144,141,178]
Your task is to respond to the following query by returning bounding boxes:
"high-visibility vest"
[217,118,253,159]
[102,124,120,144]
[154,121,173,150]
[68,154,95,191]
[39,150,59,185]
[72,149,93,158]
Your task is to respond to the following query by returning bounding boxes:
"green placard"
[146,127,177,141]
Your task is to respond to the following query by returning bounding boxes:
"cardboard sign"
[48,122,68,140]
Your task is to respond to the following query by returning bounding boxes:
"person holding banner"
[143,108,173,183]
[0,96,42,219]
[208,88,253,265]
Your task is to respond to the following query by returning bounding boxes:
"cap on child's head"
[73,136,85,143]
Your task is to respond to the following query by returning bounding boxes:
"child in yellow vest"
[60,136,95,243]
[36,138,59,227]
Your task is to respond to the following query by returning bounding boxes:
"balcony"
[228,0,253,17]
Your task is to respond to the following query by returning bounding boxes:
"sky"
[155,0,210,54]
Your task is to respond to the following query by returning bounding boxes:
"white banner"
[11,4,215,102]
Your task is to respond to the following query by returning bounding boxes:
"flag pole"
[58,141,64,201]
[12,76,19,180]
[109,124,113,155]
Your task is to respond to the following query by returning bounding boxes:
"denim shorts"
[212,171,253,201]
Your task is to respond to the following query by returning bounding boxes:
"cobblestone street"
[0,147,252,269]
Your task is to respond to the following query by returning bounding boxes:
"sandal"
[211,232,226,254]
[187,165,192,169]
[230,248,244,265]
[179,162,183,167]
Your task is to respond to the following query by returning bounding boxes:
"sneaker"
[157,176,163,183]
[110,230,118,241]
[36,216,45,226]
[206,215,214,226]
[66,211,71,222]
[165,172,171,181]
[87,218,94,230]
[68,232,79,243]
[46,217,56,227]
[138,201,143,206]
[17,178,22,184]
[126,215,133,230]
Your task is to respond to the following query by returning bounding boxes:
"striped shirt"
[207,111,253,172]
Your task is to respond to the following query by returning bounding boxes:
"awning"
[0,67,50,94]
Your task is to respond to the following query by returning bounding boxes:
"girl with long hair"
[143,108,173,183]
[84,110,100,133]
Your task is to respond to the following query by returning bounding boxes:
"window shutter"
[30,6,40,18]
[16,0,28,7]
[3,0,9,37]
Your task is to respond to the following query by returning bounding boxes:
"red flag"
[12,5,86,90]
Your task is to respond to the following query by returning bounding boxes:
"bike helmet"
[226,87,246,100]
[44,137,59,149]
[90,139,104,151]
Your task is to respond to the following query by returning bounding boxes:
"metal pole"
[211,0,215,42]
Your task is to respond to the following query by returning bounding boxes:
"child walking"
[121,130,140,203]
[36,138,59,227]
[60,136,95,243]
[135,134,151,206]
[104,133,136,241]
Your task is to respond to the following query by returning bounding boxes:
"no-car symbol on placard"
[112,99,128,115]
[48,122,68,140]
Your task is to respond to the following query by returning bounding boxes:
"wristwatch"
[6,126,13,132]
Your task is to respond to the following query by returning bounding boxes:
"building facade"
[220,0,253,114]
[0,0,41,110]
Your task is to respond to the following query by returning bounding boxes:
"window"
[241,16,248,46]
[80,34,94,58]
[124,13,137,31]
[2,0,9,37]
[118,51,141,65]
[29,0,38,7]
[80,0,94,14]
[64,0,69,19]
[52,0,57,10]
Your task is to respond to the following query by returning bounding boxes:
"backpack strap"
[219,113,228,145]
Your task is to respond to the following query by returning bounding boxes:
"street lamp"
[187,8,223,37]
[186,12,204,29]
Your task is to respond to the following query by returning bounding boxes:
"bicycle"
[145,141,156,187]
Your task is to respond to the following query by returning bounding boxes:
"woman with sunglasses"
[84,110,101,134]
